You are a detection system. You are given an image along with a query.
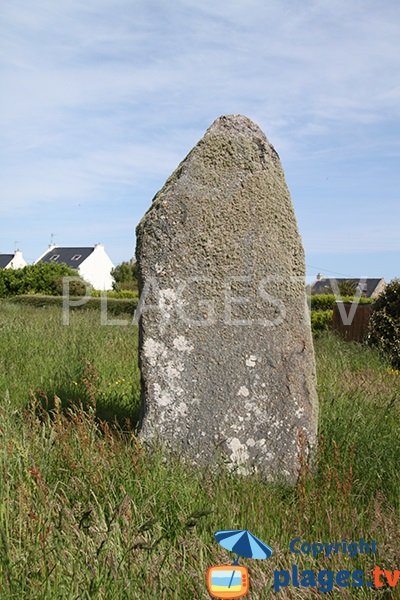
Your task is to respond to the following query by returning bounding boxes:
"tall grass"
[0,302,399,598]
[0,301,140,424]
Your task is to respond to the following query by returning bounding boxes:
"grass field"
[0,301,399,598]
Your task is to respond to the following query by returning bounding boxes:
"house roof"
[312,278,383,297]
[0,254,14,268]
[39,247,94,268]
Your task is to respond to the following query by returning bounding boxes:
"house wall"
[371,279,386,299]
[6,251,27,269]
[78,244,115,290]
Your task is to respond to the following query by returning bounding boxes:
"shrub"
[0,263,87,297]
[111,261,138,292]
[311,309,333,335]
[310,294,373,311]
[91,289,138,299]
[367,279,400,368]
[310,294,337,311]
[8,294,137,316]
[57,276,90,296]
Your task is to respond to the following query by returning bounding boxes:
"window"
[50,254,60,261]
[71,254,82,261]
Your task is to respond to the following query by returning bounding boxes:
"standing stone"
[136,115,318,482]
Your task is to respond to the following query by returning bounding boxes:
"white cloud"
[0,0,399,265]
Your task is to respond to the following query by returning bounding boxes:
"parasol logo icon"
[206,529,273,599]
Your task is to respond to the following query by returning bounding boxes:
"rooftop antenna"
[14,240,20,252]
[50,233,55,247]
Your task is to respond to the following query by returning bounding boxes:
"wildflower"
[387,368,400,376]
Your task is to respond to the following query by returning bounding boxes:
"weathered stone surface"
[136,114,318,482]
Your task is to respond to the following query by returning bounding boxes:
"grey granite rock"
[135,114,318,482]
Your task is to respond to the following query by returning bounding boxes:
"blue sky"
[1,0,399,280]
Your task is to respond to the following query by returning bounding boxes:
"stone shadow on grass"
[32,380,142,432]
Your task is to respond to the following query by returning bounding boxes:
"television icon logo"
[206,565,249,599]
[206,529,273,598]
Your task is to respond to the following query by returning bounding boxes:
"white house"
[0,250,27,269]
[36,244,115,290]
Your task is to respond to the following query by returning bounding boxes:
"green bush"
[91,289,138,299]
[0,263,87,297]
[367,279,400,368]
[310,294,373,311]
[8,294,138,316]
[111,261,138,292]
[310,294,337,311]
[311,309,333,335]
[60,276,89,296]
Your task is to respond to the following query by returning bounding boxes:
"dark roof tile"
[39,247,94,268]
[0,254,14,268]
[312,278,383,297]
